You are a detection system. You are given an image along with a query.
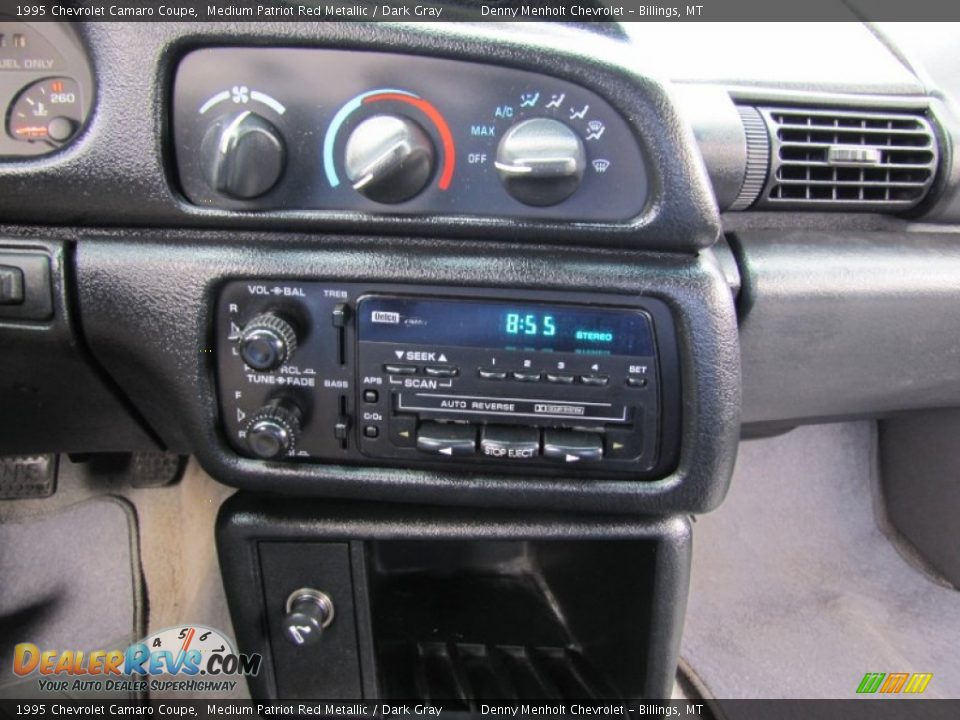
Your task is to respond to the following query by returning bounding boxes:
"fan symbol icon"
[231,85,250,104]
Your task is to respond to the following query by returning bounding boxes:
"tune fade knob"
[238,313,299,372]
[200,110,286,199]
[246,400,302,460]
[343,114,435,204]
[495,118,586,206]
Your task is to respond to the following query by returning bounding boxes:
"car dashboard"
[1,16,959,707]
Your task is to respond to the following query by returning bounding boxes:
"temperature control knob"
[246,399,302,459]
[344,114,435,204]
[238,313,298,371]
[495,118,586,206]
[201,111,286,199]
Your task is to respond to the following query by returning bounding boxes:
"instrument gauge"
[7,77,82,146]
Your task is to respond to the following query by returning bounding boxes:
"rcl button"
[480,425,540,460]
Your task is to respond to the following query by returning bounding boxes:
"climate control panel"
[215,281,680,479]
[173,48,648,221]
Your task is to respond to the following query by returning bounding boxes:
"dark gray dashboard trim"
[735,229,960,425]
[0,235,162,455]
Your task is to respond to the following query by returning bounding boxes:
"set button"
[626,375,648,388]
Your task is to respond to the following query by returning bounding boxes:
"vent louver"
[751,107,938,211]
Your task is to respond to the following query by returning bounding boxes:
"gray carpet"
[682,421,960,699]
[0,496,142,698]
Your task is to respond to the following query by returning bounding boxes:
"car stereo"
[215,281,680,478]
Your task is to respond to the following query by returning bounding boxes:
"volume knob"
[238,313,298,372]
[246,400,302,459]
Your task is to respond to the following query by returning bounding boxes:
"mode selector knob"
[201,111,286,199]
[495,118,586,206]
[246,399,302,460]
[344,114,435,204]
[238,313,298,372]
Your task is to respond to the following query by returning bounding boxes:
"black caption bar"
[2,699,960,718]
[2,0,960,22]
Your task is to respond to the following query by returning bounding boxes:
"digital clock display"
[358,296,654,356]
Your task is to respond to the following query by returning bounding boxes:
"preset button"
[579,374,609,386]
[478,368,508,380]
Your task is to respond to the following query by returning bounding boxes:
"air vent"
[752,107,938,211]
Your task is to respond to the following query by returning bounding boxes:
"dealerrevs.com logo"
[12,625,261,694]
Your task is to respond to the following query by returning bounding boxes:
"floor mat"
[0,496,142,698]
[681,422,960,699]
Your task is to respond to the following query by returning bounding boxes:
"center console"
[217,495,692,702]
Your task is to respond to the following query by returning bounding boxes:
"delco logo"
[371,311,400,324]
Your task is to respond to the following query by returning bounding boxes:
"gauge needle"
[174,626,197,671]
[180,627,196,653]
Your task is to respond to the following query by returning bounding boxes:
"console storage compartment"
[216,495,691,702]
